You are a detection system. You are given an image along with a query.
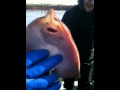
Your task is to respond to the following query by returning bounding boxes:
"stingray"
[26,8,80,78]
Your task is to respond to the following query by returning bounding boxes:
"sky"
[26,0,78,5]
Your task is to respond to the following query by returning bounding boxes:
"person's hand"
[26,49,63,90]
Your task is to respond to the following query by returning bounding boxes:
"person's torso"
[68,6,94,62]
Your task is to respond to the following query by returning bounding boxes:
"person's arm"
[62,10,74,32]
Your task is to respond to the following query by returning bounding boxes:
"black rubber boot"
[78,82,90,90]
[63,78,75,90]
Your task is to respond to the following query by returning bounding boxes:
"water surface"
[26,10,66,27]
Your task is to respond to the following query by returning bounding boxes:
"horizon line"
[26,3,77,6]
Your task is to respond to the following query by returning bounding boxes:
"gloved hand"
[26,49,63,90]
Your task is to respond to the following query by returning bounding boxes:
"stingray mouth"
[47,28,57,33]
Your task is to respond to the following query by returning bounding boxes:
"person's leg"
[78,63,92,90]
[63,78,75,90]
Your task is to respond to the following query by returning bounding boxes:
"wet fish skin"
[26,8,80,78]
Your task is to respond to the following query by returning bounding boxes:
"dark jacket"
[62,4,94,63]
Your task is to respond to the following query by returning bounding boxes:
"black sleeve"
[61,11,74,32]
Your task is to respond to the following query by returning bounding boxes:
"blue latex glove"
[26,49,63,90]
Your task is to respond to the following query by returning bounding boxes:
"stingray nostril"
[47,28,57,33]
[57,25,59,27]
